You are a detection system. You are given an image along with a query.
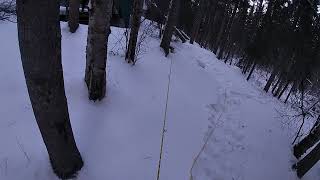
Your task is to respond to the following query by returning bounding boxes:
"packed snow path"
[1,22,320,180]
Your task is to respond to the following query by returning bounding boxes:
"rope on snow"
[156,56,174,180]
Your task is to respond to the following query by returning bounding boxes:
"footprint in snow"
[196,60,206,69]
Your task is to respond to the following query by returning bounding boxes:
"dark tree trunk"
[16,0,83,178]
[213,6,228,54]
[272,74,282,94]
[217,1,239,60]
[294,141,320,178]
[66,0,70,16]
[246,61,256,81]
[278,81,290,99]
[285,82,295,103]
[224,54,229,63]
[229,54,234,65]
[264,68,278,92]
[294,116,320,159]
[126,0,144,64]
[174,27,187,43]
[158,23,163,38]
[68,0,80,33]
[160,0,180,56]
[85,0,113,101]
[203,0,219,49]
[274,78,285,97]
[190,0,204,44]
[242,59,251,74]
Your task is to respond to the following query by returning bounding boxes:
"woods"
[185,0,320,177]
[4,0,320,179]
[191,0,320,101]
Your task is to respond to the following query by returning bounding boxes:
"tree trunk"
[246,61,256,81]
[174,27,187,43]
[264,68,278,92]
[158,23,163,38]
[69,0,80,33]
[190,0,204,44]
[16,0,83,178]
[202,0,218,49]
[213,6,228,54]
[294,141,320,178]
[85,0,113,101]
[272,74,282,94]
[126,0,144,64]
[160,0,180,56]
[294,116,320,159]
[242,59,251,74]
[217,1,239,60]
[285,82,295,103]
[278,81,290,99]
[66,0,70,16]
[274,78,285,97]
[229,54,234,65]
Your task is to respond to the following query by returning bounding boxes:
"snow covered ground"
[1,21,320,180]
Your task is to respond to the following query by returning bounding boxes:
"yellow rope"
[156,56,174,180]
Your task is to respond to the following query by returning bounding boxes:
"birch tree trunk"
[160,0,180,56]
[85,0,113,101]
[16,0,83,178]
[69,0,80,33]
[126,0,144,64]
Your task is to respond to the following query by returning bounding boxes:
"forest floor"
[0,21,319,180]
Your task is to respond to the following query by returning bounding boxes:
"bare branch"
[0,0,16,22]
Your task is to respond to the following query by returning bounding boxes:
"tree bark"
[217,1,239,60]
[278,81,290,99]
[213,5,228,54]
[274,78,285,97]
[204,3,219,49]
[69,0,80,33]
[242,59,251,74]
[85,0,113,101]
[264,68,278,92]
[190,0,204,44]
[174,27,187,43]
[294,116,320,159]
[158,23,163,38]
[126,0,144,64]
[160,0,180,56]
[246,61,256,81]
[16,0,83,178]
[294,140,320,178]
[272,74,282,94]
[285,82,295,103]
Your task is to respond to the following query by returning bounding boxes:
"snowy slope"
[0,21,319,180]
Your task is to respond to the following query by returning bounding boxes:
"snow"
[1,21,320,180]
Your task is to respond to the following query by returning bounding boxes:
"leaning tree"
[16,0,83,178]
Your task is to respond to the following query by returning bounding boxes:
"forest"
[1,0,320,179]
